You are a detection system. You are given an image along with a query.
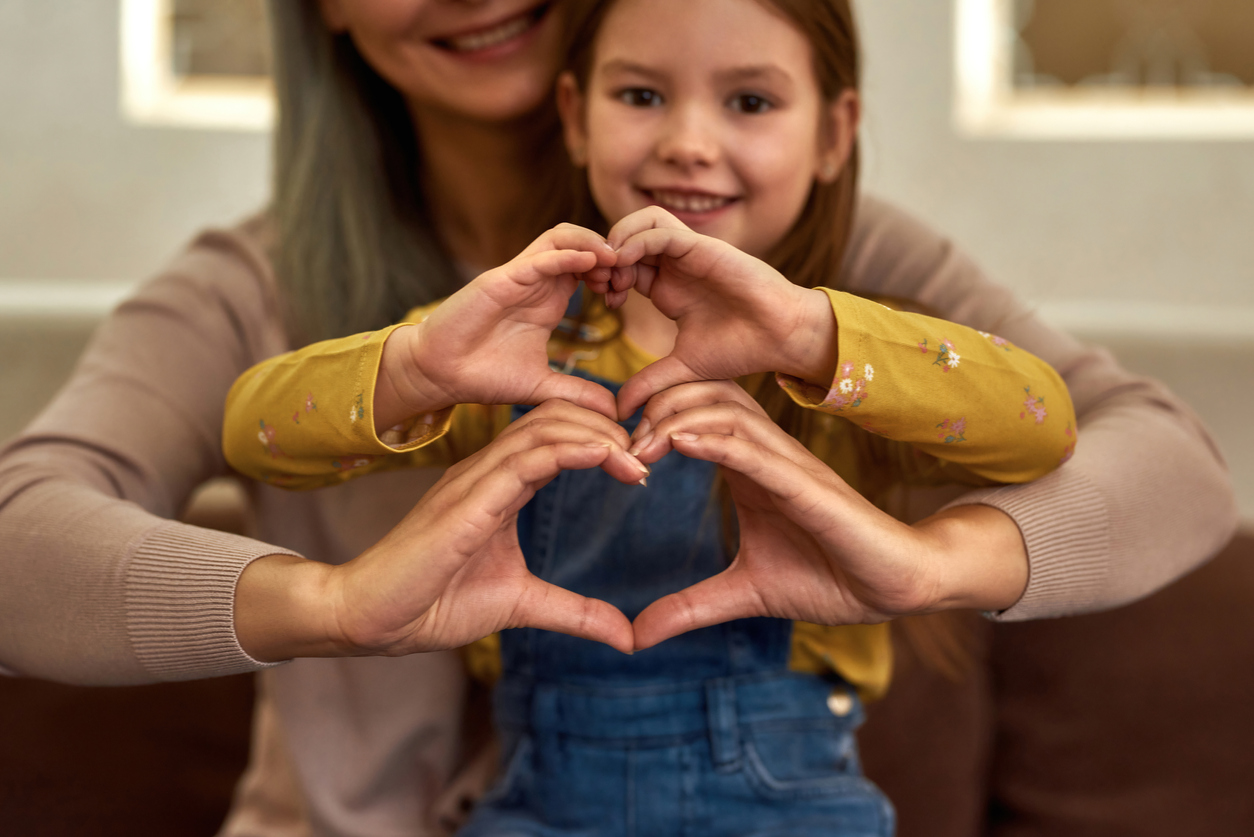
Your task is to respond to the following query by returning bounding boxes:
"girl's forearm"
[373,322,451,434]
[775,287,840,386]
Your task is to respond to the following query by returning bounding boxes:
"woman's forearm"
[234,554,345,663]
[914,504,1029,614]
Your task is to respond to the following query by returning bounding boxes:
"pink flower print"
[257,420,286,459]
[918,339,929,353]
[979,331,1012,351]
[305,393,317,413]
[1020,387,1048,424]
[936,417,968,444]
[814,359,871,411]
[929,338,961,371]
[291,411,300,424]
[1060,423,1076,463]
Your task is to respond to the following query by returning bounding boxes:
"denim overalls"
[459,370,895,837]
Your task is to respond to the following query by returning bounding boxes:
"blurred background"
[1,2,1251,835]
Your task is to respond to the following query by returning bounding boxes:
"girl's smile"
[558,0,847,259]
[640,188,740,223]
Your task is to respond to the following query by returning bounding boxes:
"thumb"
[631,570,763,651]
[617,355,701,419]
[531,371,619,421]
[511,576,635,654]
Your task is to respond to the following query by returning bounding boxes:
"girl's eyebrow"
[713,65,794,89]
[597,60,793,91]
[598,59,665,81]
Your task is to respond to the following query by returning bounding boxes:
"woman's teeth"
[446,13,534,52]
[652,191,734,213]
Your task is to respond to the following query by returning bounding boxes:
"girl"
[222,0,1076,833]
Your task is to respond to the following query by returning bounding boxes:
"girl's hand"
[374,224,619,429]
[236,400,643,661]
[628,382,1029,650]
[606,207,839,419]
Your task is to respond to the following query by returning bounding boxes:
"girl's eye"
[730,94,772,114]
[617,88,663,108]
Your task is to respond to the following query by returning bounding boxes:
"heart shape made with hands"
[414,382,921,657]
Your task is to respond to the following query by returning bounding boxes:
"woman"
[0,1,1236,834]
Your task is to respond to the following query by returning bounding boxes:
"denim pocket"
[740,721,877,801]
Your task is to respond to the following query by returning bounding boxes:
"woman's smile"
[431,2,554,60]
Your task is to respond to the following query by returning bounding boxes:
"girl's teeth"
[654,192,732,213]
[448,15,532,52]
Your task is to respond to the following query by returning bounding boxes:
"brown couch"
[3,518,1252,835]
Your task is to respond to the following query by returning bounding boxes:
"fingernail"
[671,432,698,442]
[629,457,650,475]
[631,418,652,442]
[628,433,653,458]
[583,442,612,448]
[638,477,648,487]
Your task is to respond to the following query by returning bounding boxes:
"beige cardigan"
[0,195,1237,836]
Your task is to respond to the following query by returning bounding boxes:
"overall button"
[826,687,854,717]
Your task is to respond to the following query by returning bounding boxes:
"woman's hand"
[374,224,619,429]
[604,207,839,419]
[628,382,1029,651]
[235,400,645,661]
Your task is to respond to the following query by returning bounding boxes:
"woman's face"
[319,0,566,124]
[558,0,848,259]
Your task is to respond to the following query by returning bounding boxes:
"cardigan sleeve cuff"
[125,522,299,680]
[941,467,1111,622]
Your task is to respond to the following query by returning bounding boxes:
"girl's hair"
[266,1,575,344]
[564,0,972,679]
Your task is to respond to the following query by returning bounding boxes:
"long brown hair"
[563,0,972,679]
[266,2,576,344]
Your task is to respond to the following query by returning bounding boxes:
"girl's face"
[558,0,855,259]
[319,0,565,124]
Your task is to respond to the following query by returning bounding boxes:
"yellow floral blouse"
[223,288,1077,700]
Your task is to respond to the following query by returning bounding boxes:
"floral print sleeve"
[776,288,1076,483]
[223,301,500,490]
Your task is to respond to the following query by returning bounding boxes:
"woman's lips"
[432,3,551,54]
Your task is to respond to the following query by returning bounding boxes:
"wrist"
[234,554,347,662]
[778,287,839,386]
[375,322,453,432]
[915,505,1030,613]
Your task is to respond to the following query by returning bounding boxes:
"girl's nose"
[656,108,720,170]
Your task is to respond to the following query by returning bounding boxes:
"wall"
[0,1,269,283]
[1,0,1251,522]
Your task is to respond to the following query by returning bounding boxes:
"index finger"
[523,222,617,268]
[605,206,690,250]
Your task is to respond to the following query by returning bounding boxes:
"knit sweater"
[0,195,1237,837]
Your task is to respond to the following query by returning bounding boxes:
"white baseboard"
[0,280,138,319]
